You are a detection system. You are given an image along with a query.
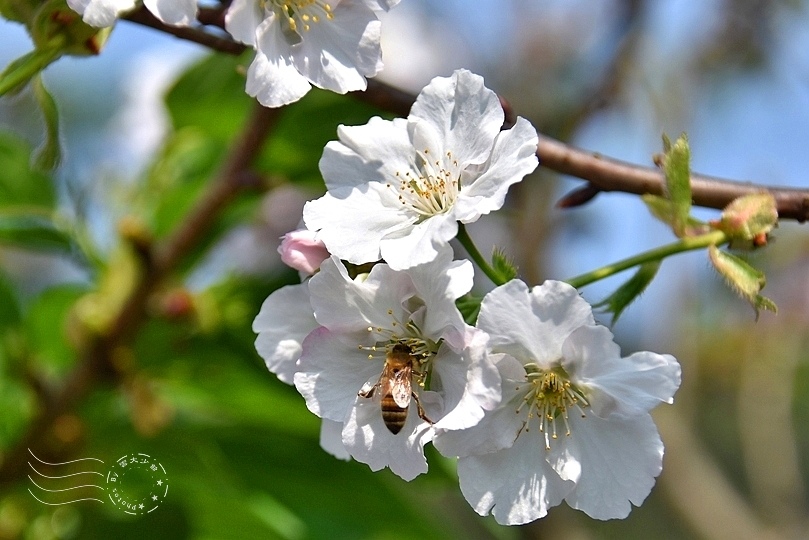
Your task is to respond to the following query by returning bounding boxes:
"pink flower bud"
[278,229,329,275]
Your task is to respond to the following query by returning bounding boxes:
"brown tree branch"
[0,102,280,483]
[123,7,246,55]
[121,9,809,223]
[542,136,809,222]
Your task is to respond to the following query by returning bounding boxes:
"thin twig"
[123,7,246,55]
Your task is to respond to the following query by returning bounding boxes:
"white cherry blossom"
[252,282,317,385]
[434,279,681,524]
[67,0,196,27]
[293,251,500,480]
[254,281,354,460]
[225,0,392,108]
[303,69,539,270]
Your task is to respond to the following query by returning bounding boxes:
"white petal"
[294,327,383,421]
[342,393,434,481]
[407,251,472,340]
[303,184,413,265]
[224,0,264,46]
[456,431,572,525]
[434,353,526,457]
[318,117,415,192]
[319,419,351,460]
[455,117,539,223]
[307,257,415,334]
[252,283,317,384]
[430,332,500,431]
[478,280,595,367]
[562,326,682,418]
[378,214,458,270]
[247,22,312,107]
[144,0,196,25]
[409,70,504,167]
[67,0,136,26]
[363,0,400,11]
[293,1,382,92]
[560,413,664,520]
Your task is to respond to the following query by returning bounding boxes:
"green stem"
[0,47,63,97]
[565,229,728,289]
[456,223,506,286]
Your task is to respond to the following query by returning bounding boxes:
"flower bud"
[278,229,329,275]
[714,192,778,243]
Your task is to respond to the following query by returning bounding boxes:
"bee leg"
[358,384,377,399]
[411,392,433,425]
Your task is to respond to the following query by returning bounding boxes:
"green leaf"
[642,194,708,236]
[145,128,224,238]
[594,261,661,324]
[165,52,253,144]
[0,213,74,254]
[491,247,518,283]
[0,131,56,209]
[24,284,88,372]
[642,194,676,226]
[0,378,36,447]
[31,75,60,170]
[708,245,777,319]
[0,270,21,330]
[661,133,692,237]
[259,88,388,187]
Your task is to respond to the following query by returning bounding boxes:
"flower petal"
[478,280,595,367]
[307,257,415,334]
[294,327,383,421]
[320,419,351,461]
[455,117,539,222]
[247,21,312,107]
[430,330,500,431]
[144,0,196,25]
[252,283,317,384]
[409,70,504,167]
[318,117,415,192]
[378,214,458,270]
[293,1,382,93]
[303,185,414,266]
[562,326,682,418]
[224,0,264,46]
[457,431,572,525]
[560,413,664,520]
[363,0,400,11]
[67,0,136,26]
[406,250,472,340]
[342,393,434,481]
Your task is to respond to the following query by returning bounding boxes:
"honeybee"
[359,343,432,434]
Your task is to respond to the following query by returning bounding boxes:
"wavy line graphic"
[27,449,105,506]
[28,462,104,479]
[28,476,104,493]
[28,448,104,466]
[28,490,105,506]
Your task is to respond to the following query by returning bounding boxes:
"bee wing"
[391,366,412,409]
